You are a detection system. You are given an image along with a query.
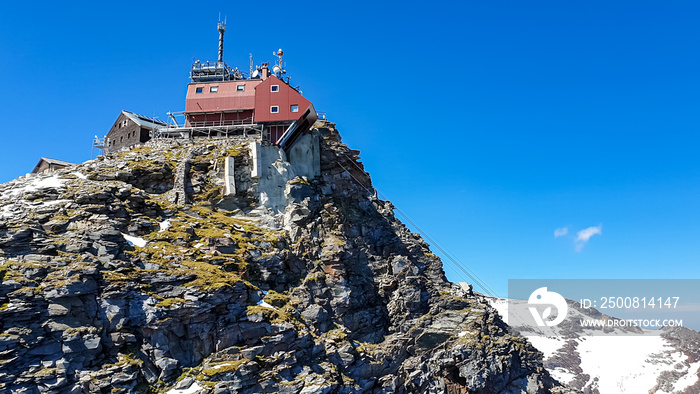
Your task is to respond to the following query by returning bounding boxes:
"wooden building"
[105,111,167,153]
[32,158,75,174]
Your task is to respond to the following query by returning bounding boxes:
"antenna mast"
[276,49,284,71]
[217,15,226,64]
[273,48,286,78]
[250,53,253,76]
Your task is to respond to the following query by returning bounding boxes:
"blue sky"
[1,1,699,297]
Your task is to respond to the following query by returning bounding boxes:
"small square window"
[237,85,245,91]
[270,85,279,92]
[270,106,279,113]
[210,86,218,93]
[195,87,203,93]
[290,105,299,113]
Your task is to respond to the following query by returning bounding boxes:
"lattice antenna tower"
[217,14,227,64]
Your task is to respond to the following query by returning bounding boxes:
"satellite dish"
[272,65,281,74]
[252,69,259,78]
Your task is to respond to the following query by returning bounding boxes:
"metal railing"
[186,118,254,128]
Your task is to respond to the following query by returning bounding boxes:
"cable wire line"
[334,157,596,375]
[336,155,498,297]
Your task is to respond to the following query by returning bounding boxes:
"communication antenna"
[249,53,253,76]
[273,48,285,76]
[92,135,105,159]
[217,14,227,64]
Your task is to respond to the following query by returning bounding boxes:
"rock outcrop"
[0,122,574,393]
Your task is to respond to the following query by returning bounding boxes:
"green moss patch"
[263,290,290,308]
[200,359,248,377]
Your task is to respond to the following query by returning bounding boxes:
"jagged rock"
[0,124,576,393]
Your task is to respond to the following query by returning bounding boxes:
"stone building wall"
[105,113,149,153]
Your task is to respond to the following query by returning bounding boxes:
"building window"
[210,86,218,93]
[237,85,245,91]
[195,87,203,93]
[270,85,279,92]
[270,106,279,113]
[290,105,299,113]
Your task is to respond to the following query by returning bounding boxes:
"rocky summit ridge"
[0,123,574,393]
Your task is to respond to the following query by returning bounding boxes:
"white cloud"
[576,225,602,242]
[575,224,602,252]
[554,227,569,238]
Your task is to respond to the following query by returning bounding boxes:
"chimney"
[260,62,270,80]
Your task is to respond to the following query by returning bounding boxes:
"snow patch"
[165,381,204,394]
[526,336,566,359]
[256,300,276,310]
[671,359,700,392]
[122,233,148,247]
[550,368,577,386]
[41,199,71,206]
[73,172,87,179]
[0,205,14,219]
[159,219,172,232]
[33,176,65,190]
[1,175,66,200]
[577,335,681,393]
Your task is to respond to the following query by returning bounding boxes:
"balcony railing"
[186,118,254,128]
